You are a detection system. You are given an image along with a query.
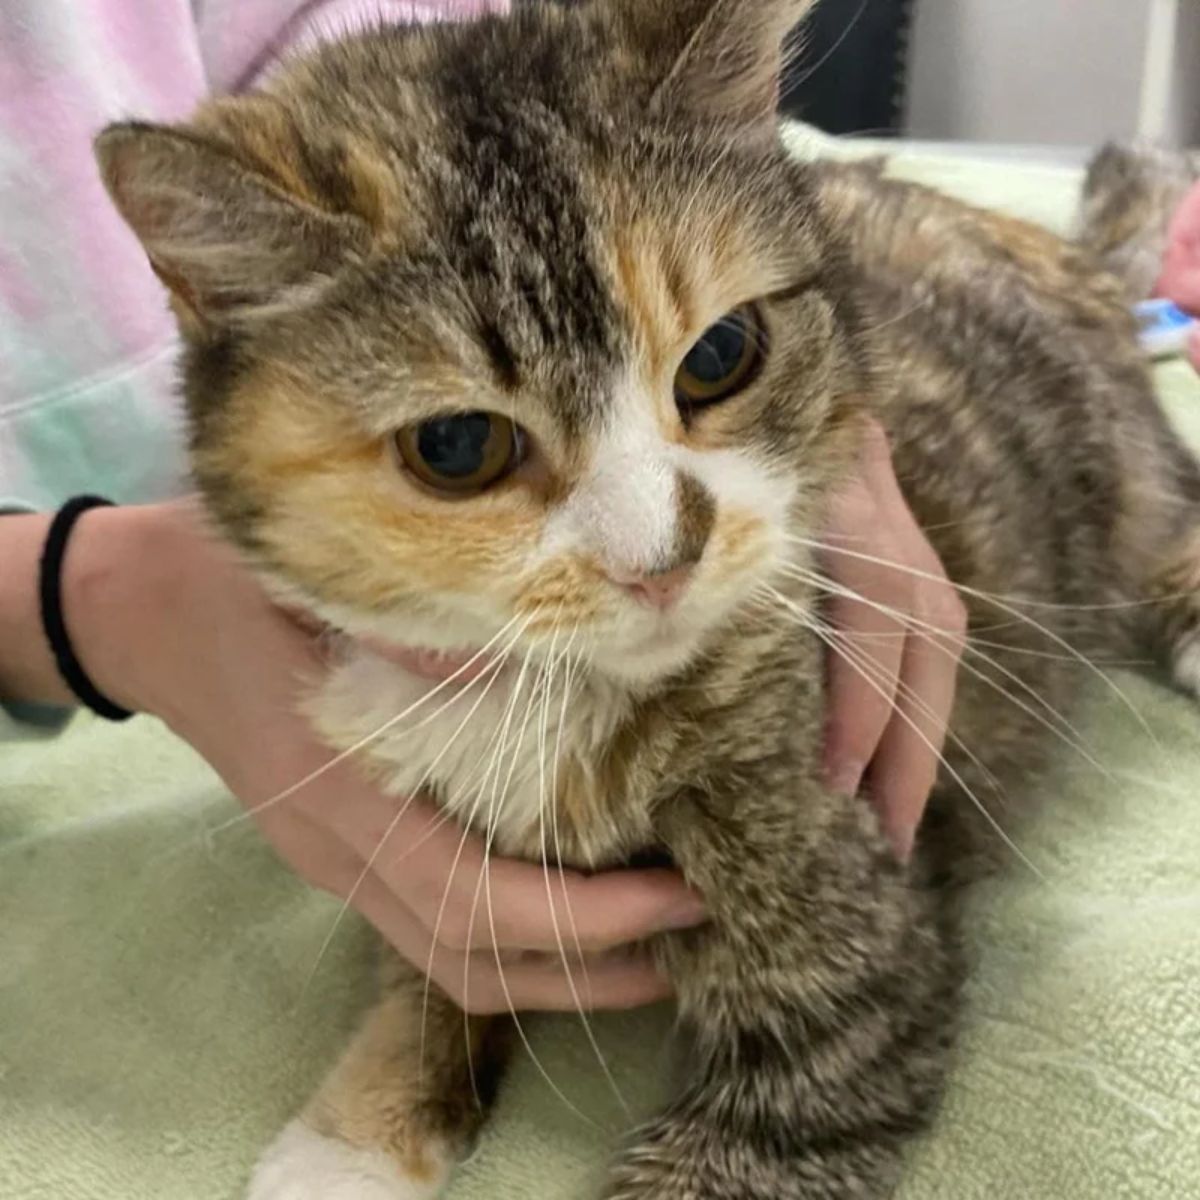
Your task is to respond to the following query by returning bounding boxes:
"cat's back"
[811,158,1132,346]
[802,158,1200,844]
[810,159,1192,620]
[812,157,1148,451]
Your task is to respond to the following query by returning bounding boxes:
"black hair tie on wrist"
[39,496,134,723]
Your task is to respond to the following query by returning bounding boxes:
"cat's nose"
[613,563,695,611]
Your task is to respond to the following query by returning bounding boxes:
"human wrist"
[60,500,200,722]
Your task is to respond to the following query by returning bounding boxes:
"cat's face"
[99,0,859,687]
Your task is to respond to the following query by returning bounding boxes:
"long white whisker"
[762,585,1046,879]
[791,533,1189,614]
[752,585,1003,798]
[536,624,629,1115]
[550,638,596,1009]
[967,637,1150,667]
[782,0,870,97]
[780,599,1006,799]
[419,621,538,1095]
[305,618,533,1007]
[784,534,1158,747]
[303,622,531,997]
[473,645,603,1129]
[777,562,1115,778]
[447,631,537,1103]
[208,614,525,835]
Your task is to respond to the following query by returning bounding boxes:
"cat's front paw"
[247,1120,449,1200]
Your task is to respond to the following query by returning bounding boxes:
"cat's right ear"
[95,122,371,329]
[611,0,818,129]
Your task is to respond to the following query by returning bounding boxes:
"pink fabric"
[200,0,507,93]
[0,0,506,505]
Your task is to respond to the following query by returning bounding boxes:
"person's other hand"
[68,500,705,1013]
[1155,177,1200,372]
[820,420,968,862]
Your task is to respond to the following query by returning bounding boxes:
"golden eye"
[394,412,524,495]
[674,304,766,410]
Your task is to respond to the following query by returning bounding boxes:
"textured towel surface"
[3,135,1200,1199]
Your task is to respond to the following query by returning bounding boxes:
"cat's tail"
[1078,142,1200,303]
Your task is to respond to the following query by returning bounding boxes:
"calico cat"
[95,1,1200,1197]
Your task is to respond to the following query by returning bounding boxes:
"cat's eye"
[394,412,524,495]
[675,305,766,410]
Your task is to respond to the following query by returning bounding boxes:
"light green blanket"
[3,133,1200,1200]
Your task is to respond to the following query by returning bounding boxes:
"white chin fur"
[596,637,698,687]
[311,646,635,852]
[247,1121,449,1200]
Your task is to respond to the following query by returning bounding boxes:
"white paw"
[1173,636,1200,697]
[247,1120,448,1200]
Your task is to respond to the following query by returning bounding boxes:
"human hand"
[66,500,705,1013]
[820,420,968,862]
[1155,177,1200,371]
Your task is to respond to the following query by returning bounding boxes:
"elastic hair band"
[38,496,134,722]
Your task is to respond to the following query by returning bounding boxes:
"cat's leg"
[605,785,963,1200]
[249,959,507,1200]
[1146,529,1200,697]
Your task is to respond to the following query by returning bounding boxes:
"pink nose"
[615,564,695,611]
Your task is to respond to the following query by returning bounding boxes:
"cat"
[95,1,1200,1197]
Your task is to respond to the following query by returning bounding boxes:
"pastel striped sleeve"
[194,0,511,95]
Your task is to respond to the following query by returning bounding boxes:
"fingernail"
[828,759,866,796]
[664,896,709,930]
[890,827,915,865]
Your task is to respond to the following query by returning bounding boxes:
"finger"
[866,606,964,861]
[429,856,707,955]
[302,783,502,953]
[356,868,674,1013]
[273,812,674,1015]
[296,774,445,870]
[313,781,707,955]
[260,782,490,969]
[821,427,914,792]
[436,949,674,1016]
[822,587,905,796]
[849,420,968,854]
[259,807,453,984]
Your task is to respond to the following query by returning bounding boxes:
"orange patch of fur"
[710,510,767,578]
[304,964,499,1178]
[613,226,685,384]
[212,365,541,609]
[514,557,605,625]
[607,210,778,452]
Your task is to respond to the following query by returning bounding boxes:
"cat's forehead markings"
[423,107,627,438]
[610,226,692,384]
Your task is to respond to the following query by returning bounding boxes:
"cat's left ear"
[616,0,817,129]
[96,121,371,329]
